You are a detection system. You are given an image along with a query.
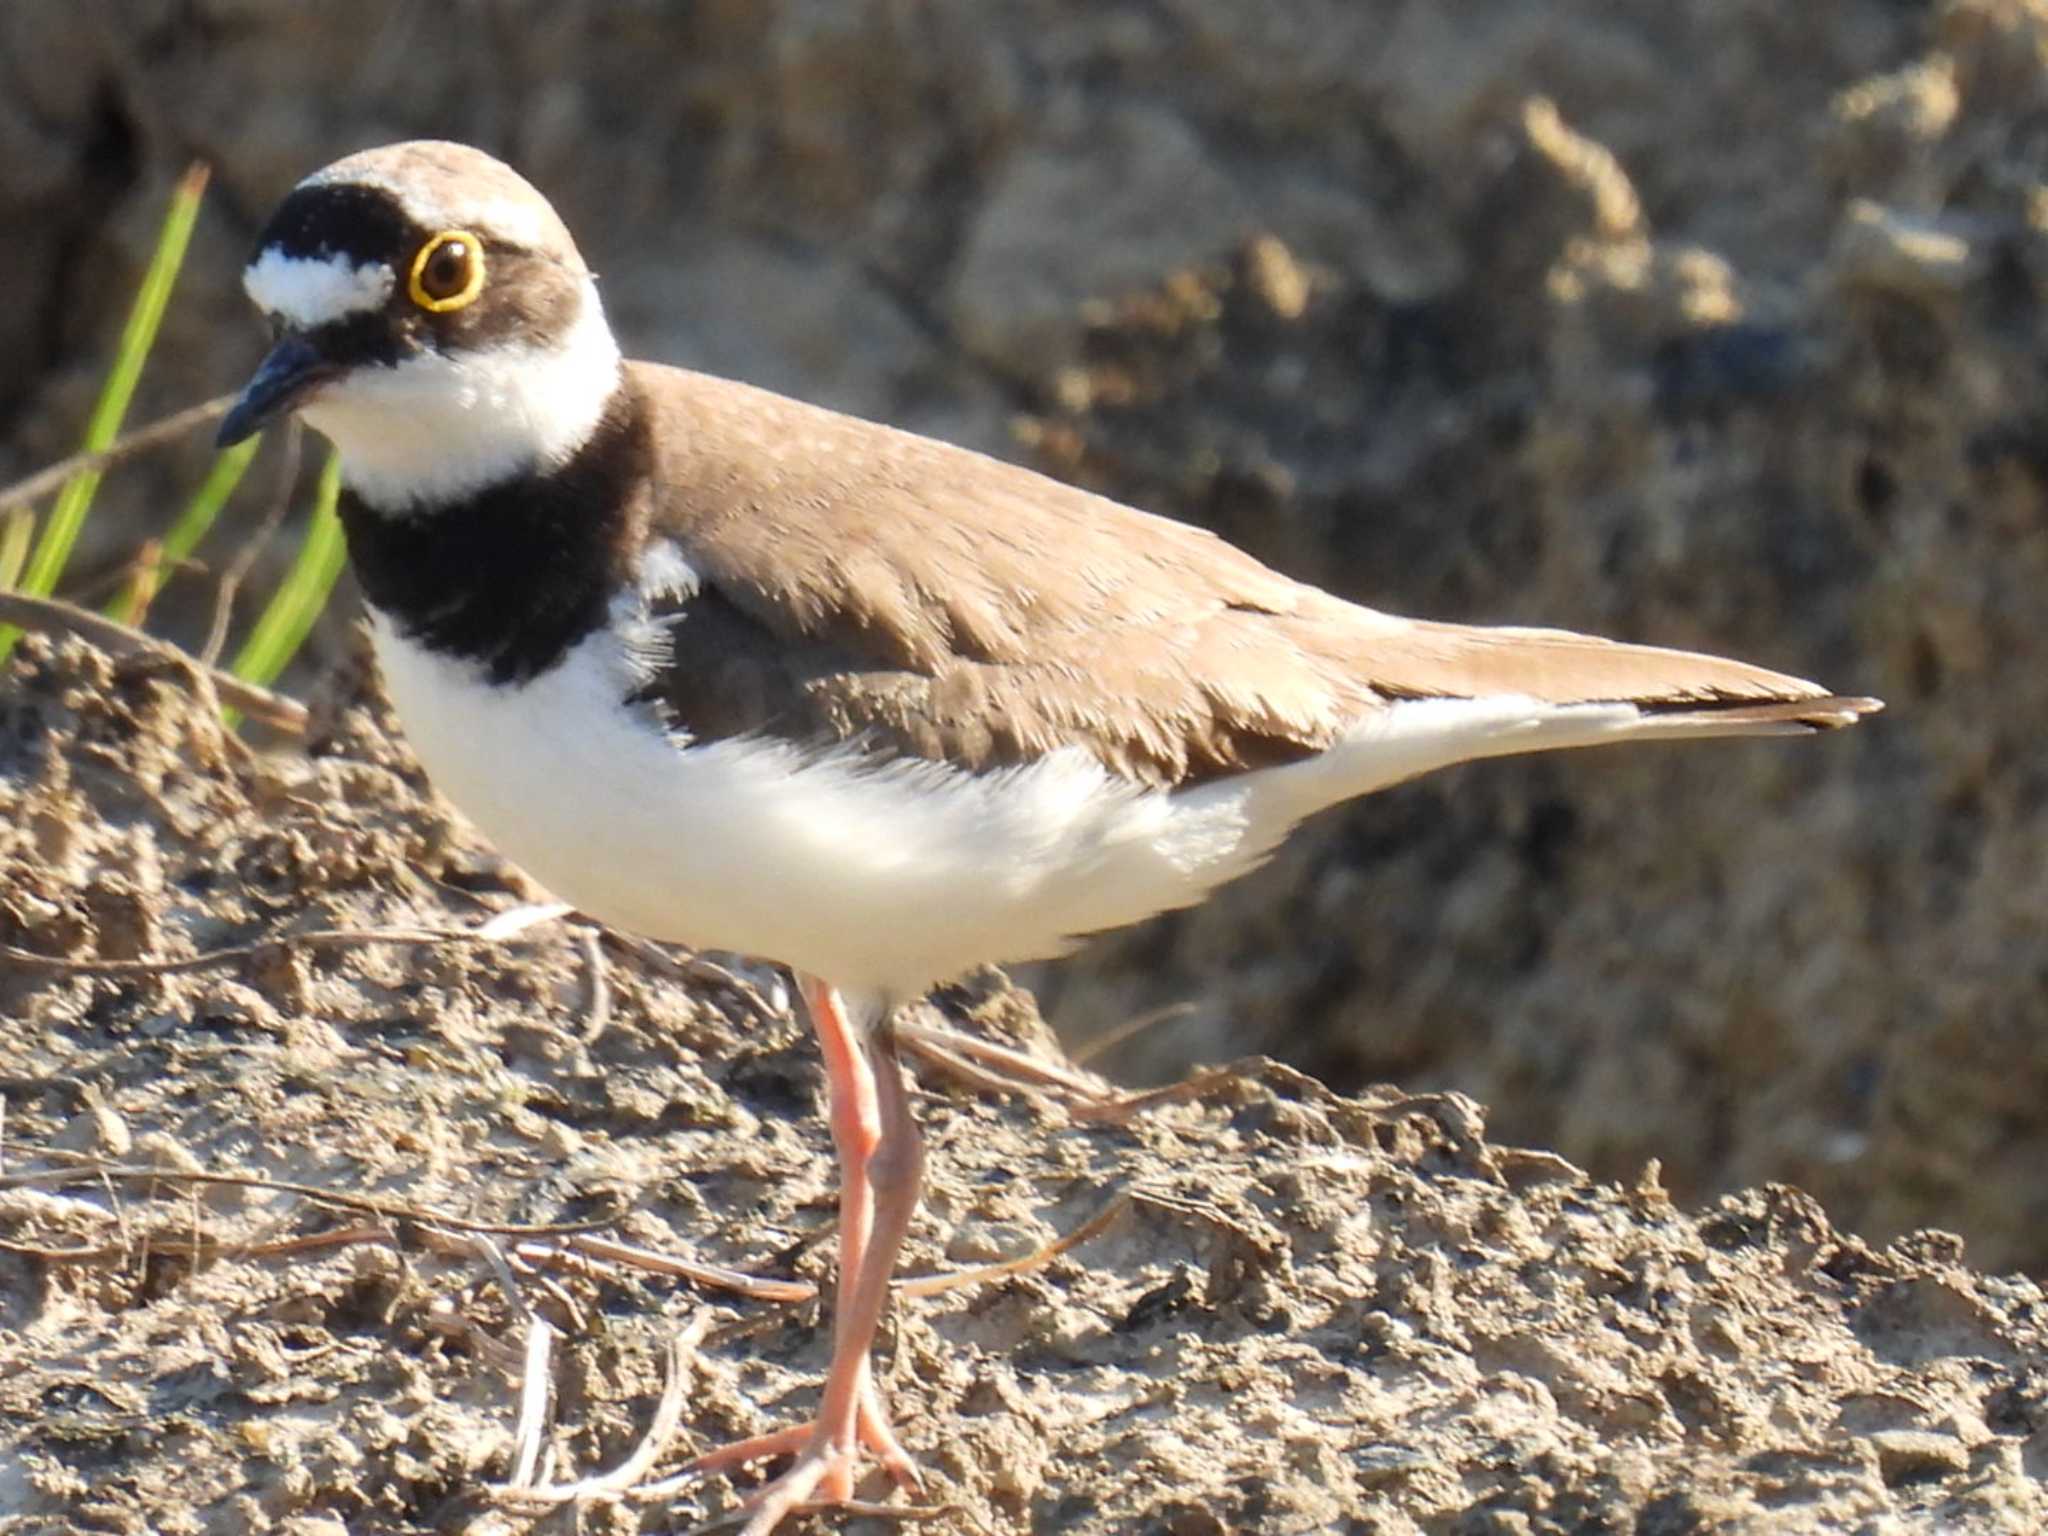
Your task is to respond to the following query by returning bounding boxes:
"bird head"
[220,140,621,511]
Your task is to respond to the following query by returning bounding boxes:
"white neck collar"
[303,279,623,512]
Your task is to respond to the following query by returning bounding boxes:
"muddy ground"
[5,2,2047,1274]
[6,5,2048,1530]
[3,640,2045,1533]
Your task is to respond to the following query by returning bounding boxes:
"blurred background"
[2,1,2042,1272]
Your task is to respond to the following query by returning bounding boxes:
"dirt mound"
[3,639,2042,1533]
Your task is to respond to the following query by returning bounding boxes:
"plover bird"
[219,140,1880,1533]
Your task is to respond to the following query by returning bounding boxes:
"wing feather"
[626,362,1877,790]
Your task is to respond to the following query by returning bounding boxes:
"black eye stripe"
[246,184,586,352]
[307,309,414,369]
[252,182,549,277]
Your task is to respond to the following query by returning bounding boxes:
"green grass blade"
[226,450,345,716]
[110,435,261,624]
[0,509,30,591]
[0,162,210,660]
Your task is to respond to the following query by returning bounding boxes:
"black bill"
[216,333,336,448]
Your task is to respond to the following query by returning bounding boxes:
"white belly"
[369,598,1657,1002]
[367,613,1284,1000]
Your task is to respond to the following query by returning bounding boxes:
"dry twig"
[1068,1058,1269,1123]
[0,590,308,732]
[578,927,614,1044]
[513,1233,815,1305]
[0,1153,627,1236]
[0,1220,395,1265]
[1070,1000,1199,1066]
[201,417,299,667]
[897,1017,1108,1105]
[614,938,787,1030]
[896,1191,1129,1300]
[465,1231,538,1327]
[0,395,236,518]
[495,1314,708,1506]
[2,908,570,980]
[507,1312,556,1490]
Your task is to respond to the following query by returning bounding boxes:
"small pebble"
[55,1101,131,1157]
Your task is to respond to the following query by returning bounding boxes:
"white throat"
[303,279,622,512]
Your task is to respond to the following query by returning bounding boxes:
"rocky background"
[2,2,2044,1277]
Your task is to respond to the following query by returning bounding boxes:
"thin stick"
[1068,1059,1267,1123]
[464,1231,536,1326]
[612,938,787,1030]
[508,1313,555,1488]
[900,1033,1055,1102]
[0,590,308,732]
[578,928,614,1044]
[896,1019,1107,1102]
[514,1233,815,1305]
[202,418,299,667]
[0,396,235,519]
[527,1271,588,1335]
[1069,1001,1198,1066]
[0,1155,627,1237]
[496,1317,706,1506]
[897,1193,1129,1300]
[0,1220,393,1265]
[1,910,570,979]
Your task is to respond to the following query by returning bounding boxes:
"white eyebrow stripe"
[243,249,396,330]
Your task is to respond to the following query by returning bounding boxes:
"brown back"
[628,362,1851,790]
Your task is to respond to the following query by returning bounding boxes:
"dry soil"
[2,639,2044,1534]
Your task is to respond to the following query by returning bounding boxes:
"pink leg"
[679,976,925,1532]
[841,1004,924,1485]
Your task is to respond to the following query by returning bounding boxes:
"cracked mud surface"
[3,641,2044,1534]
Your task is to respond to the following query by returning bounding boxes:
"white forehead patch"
[243,248,394,330]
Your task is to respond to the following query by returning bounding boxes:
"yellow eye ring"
[408,230,486,312]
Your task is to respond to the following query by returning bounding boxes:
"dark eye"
[422,241,470,296]
[408,230,485,312]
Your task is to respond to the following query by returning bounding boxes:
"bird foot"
[657,1384,924,1535]
[699,1430,916,1535]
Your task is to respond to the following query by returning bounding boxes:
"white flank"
[615,538,703,675]
[368,601,1260,1003]
[243,249,395,330]
[370,574,1732,1004]
[637,538,702,602]
[302,278,621,511]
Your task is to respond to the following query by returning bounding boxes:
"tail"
[1357,615,1883,727]
[1616,690,1882,738]
[1249,619,1883,819]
